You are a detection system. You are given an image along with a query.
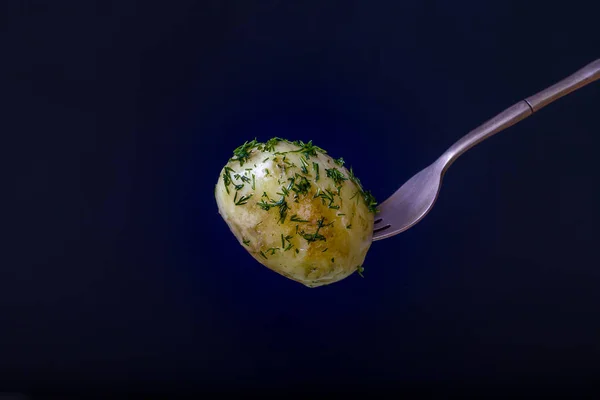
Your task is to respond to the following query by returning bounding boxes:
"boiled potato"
[215,138,377,288]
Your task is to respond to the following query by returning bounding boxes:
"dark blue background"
[2,0,600,395]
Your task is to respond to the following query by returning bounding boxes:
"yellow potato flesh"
[215,140,374,288]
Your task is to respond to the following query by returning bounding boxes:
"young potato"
[215,138,377,288]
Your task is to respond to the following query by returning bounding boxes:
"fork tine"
[373,225,392,240]
[373,215,386,228]
[372,207,391,239]
[373,213,391,232]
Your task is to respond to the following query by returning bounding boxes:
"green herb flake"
[278,200,288,223]
[312,162,320,181]
[334,157,345,166]
[265,137,289,151]
[346,168,377,211]
[291,140,326,159]
[325,167,347,186]
[252,174,256,190]
[362,190,378,213]
[230,139,258,166]
[290,215,309,223]
[348,167,362,188]
[299,156,309,174]
[222,166,235,194]
[298,217,331,243]
[257,196,288,223]
[264,137,281,152]
[300,231,326,243]
[259,251,268,259]
[243,238,251,246]
[291,174,311,195]
[357,265,364,277]
[235,193,253,206]
[278,186,290,197]
[314,187,336,208]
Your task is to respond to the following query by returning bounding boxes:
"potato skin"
[215,139,375,288]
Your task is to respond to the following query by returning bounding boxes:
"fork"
[373,59,600,241]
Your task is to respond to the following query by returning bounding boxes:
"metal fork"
[373,59,600,241]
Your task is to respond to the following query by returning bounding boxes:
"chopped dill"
[312,162,320,181]
[257,196,288,223]
[230,139,258,166]
[357,265,365,277]
[222,166,235,194]
[264,137,281,152]
[298,217,332,243]
[299,156,309,174]
[235,193,253,206]
[291,174,311,195]
[239,175,251,184]
[325,168,347,186]
[290,215,309,222]
[362,190,378,213]
[291,140,326,159]
[314,188,337,208]
[300,231,326,243]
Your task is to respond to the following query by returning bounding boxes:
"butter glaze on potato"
[215,138,376,288]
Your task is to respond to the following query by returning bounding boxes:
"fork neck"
[438,101,533,172]
[439,59,600,171]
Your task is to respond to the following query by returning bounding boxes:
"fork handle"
[441,59,600,168]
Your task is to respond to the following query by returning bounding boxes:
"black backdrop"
[2,0,600,396]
